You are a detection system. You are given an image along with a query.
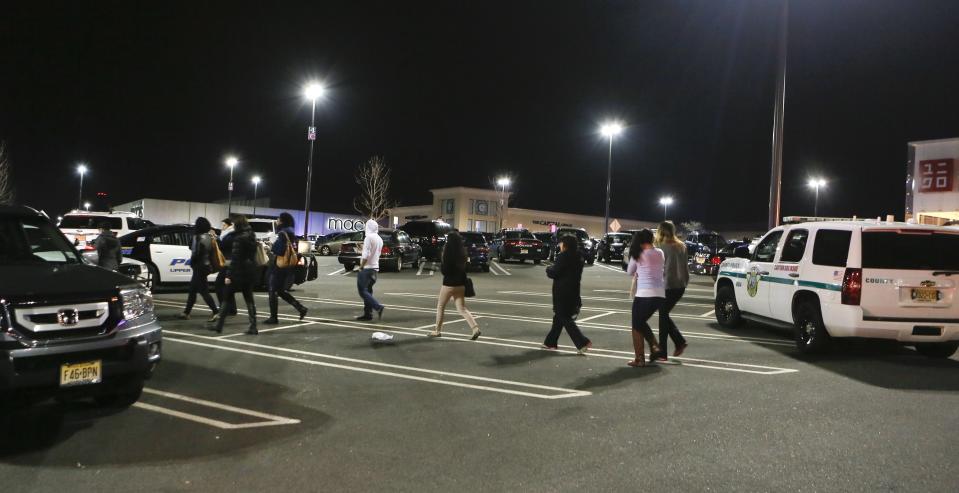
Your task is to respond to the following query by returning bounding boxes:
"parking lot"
[3,256,958,492]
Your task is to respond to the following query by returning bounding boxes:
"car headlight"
[120,286,154,321]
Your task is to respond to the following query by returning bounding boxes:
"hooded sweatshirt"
[361,219,383,270]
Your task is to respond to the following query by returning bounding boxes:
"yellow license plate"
[912,287,939,303]
[520,249,528,254]
[60,360,102,387]
[696,257,705,264]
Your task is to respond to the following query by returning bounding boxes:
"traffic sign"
[609,219,621,232]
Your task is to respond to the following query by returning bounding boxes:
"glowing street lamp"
[251,175,262,216]
[496,176,511,230]
[225,156,239,215]
[302,81,326,237]
[807,177,827,217]
[659,196,674,221]
[83,201,91,212]
[599,121,624,234]
[76,163,88,210]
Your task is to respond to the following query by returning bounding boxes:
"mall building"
[905,137,959,225]
[389,187,658,237]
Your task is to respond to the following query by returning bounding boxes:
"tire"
[714,284,743,328]
[533,259,541,265]
[498,254,506,263]
[146,263,160,292]
[915,342,959,359]
[344,263,355,272]
[320,245,331,256]
[794,301,830,354]
[482,264,490,272]
[94,381,144,409]
[412,258,420,269]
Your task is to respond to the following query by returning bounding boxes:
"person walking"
[212,214,259,335]
[93,221,122,272]
[355,219,385,321]
[542,235,592,354]
[429,231,481,339]
[625,229,664,367]
[653,222,689,361]
[264,212,308,324]
[215,218,237,316]
[179,217,219,321]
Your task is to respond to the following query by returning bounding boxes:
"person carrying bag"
[263,213,308,324]
[429,231,481,340]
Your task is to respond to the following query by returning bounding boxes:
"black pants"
[216,279,257,332]
[544,312,590,349]
[268,266,305,317]
[632,296,663,347]
[215,270,237,314]
[184,266,218,314]
[659,288,687,352]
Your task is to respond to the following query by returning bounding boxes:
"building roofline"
[908,137,959,146]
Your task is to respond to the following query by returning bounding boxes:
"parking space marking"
[575,311,617,323]
[701,309,716,318]
[490,261,511,276]
[593,263,625,274]
[327,268,345,276]
[594,286,714,293]
[413,316,483,330]
[416,261,426,276]
[498,290,714,305]
[217,321,320,338]
[164,332,592,399]
[133,388,301,430]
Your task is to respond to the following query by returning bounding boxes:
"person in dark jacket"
[93,221,122,271]
[179,217,219,321]
[263,212,308,324]
[212,214,259,335]
[429,231,480,339]
[215,218,237,316]
[542,235,592,353]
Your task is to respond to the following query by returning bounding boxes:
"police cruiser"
[714,219,959,357]
[119,225,219,288]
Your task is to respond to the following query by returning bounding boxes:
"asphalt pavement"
[2,256,958,492]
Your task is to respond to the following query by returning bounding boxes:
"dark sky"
[3,0,958,227]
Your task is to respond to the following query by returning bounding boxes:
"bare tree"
[353,156,396,220]
[680,220,704,233]
[0,141,14,205]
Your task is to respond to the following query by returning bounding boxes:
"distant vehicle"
[715,220,959,357]
[460,232,491,272]
[58,211,153,251]
[481,232,495,244]
[80,250,153,289]
[248,218,277,244]
[338,228,422,272]
[315,231,360,256]
[491,228,548,264]
[684,230,728,257]
[549,227,595,264]
[596,232,632,263]
[532,232,553,257]
[688,240,749,278]
[1,205,161,410]
[399,220,452,261]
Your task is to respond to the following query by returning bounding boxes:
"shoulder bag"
[464,277,476,298]
[276,232,299,269]
[210,235,226,272]
[255,241,270,267]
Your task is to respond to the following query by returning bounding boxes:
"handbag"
[306,256,319,281]
[210,235,226,273]
[255,241,270,267]
[294,259,308,285]
[276,232,299,269]
[464,277,476,298]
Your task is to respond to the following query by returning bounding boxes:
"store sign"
[327,217,364,231]
[308,126,316,141]
[918,158,954,193]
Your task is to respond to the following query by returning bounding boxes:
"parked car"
[491,228,548,264]
[460,232,491,272]
[399,220,453,261]
[338,228,422,272]
[248,217,278,244]
[532,232,553,258]
[685,230,728,257]
[58,211,153,251]
[689,240,749,277]
[315,231,361,256]
[596,232,632,263]
[1,205,161,409]
[549,227,595,264]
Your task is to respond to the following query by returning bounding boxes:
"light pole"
[83,201,91,212]
[496,176,511,230]
[808,178,827,217]
[599,121,624,234]
[76,164,88,210]
[302,82,326,237]
[252,175,261,216]
[225,156,238,215]
[659,196,674,221]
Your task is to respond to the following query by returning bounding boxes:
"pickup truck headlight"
[120,286,154,321]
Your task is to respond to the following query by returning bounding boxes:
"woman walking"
[212,214,259,335]
[625,229,664,367]
[429,231,481,339]
[653,222,689,361]
[215,217,237,316]
[179,217,219,322]
[264,212,308,324]
[542,235,592,353]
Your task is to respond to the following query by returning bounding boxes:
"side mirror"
[734,246,751,259]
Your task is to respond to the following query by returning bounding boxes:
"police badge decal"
[746,267,761,297]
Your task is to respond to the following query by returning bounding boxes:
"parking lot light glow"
[76,163,88,210]
[83,201,91,211]
[659,196,674,220]
[807,177,827,216]
[599,122,624,138]
[599,120,624,234]
[304,82,325,101]
[496,177,511,187]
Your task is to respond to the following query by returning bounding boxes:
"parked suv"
[596,232,631,263]
[549,228,595,264]
[685,230,727,257]
[399,220,452,261]
[58,210,153,251]
[1,206,161,409]
[338,228,422,272]
[714,220,959,357]
[460,232,491,272]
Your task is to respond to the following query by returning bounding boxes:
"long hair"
[628,228,655,261]
[655,221,682,246]
[442,231,466,269]
[194,216,212,235]
[231,214,250,231]
[278,212,295,229]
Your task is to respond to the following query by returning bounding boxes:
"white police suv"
[714,220,959,357]
[119,225,218,288]
[58,211,153,251]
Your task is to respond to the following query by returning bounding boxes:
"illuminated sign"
[327,217,365,231]
[918,158,954,193]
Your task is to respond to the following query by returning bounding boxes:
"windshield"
[609,234,630,242]
[504,230,535,240]
[697,233,727,247]
[558,229,589,240]
[249,221,274,233]
[0,217,81,265]
[862,231,959,270]
[59,216,123,230]
[461,232,487,244]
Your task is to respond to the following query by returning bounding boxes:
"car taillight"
[710,256,721,265]
[381,245,392,256]
[841,268,862,306]
[505,240,518,246]
[478,247,489,253]
[431,236,438,245]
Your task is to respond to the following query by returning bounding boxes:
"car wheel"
[412,258,419,268]
[587,258,594,265]
[146,263,160,292]
[94,380,144,409]
[794,301,830,354]
[914,342,959,358]
[482,264,490,272]
[533,259,541,265]
[714,284,743,328]
[320,245,331,256]
[498,254,506,263]
[344,263,355,272]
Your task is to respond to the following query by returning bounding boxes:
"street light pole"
[659,196,673,222]
[767,0,789,229]
[302,82,325,238]
[496,177,511,230]
[599,121,624,235]
[252,176,261,216]
[225,157,238,215]
[76,164,87,210]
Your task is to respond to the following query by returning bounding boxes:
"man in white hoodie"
[356,219,384,321]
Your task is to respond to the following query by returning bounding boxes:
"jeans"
[659,288,687,352]
[357,268,382,316]
[544,312,590,349]
[184,266,218,314]
[632,296,663,347]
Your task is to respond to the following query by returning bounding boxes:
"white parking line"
[134,388,300,430]
[327,268,345,276]
[575,311,617,323]
[498,290,714,305]
[217,321,319,338]
[490,261,511,276]
[416,261,426,276]
[701,309,716,318]
[594,263,625,274]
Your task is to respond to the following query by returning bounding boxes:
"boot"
[279,291,308,320]
[246,303,258,335]
[211,305,227,334]
[263,293,280,325]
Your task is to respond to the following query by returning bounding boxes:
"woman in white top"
[625,229,665,367]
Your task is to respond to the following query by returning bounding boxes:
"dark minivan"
[338,228,422,272]
[399,220,452,261]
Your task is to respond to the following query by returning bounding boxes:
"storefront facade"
[905,137,959,225]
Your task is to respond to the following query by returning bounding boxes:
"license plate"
[696,257,705,264]
[60,360,102,387]
[912,287,939,303]
[520,249,528,254]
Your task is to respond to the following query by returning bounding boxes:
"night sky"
[3,0,958,228]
